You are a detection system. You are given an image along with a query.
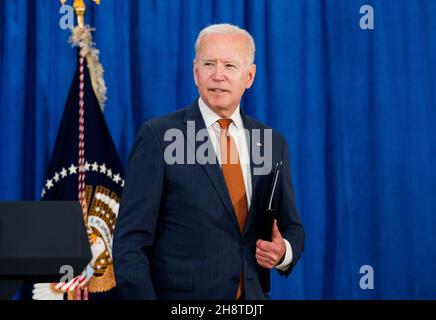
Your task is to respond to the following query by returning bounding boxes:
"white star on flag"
[106,169,113,178]
[113,173,121,184]
[91,162,99,172]
[46,179,54,190]
[60,168,68,178]
[53,172,60,182]
[68,164,77,175]
[99,163,107,174]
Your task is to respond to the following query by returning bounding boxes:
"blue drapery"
[1,0,435,299]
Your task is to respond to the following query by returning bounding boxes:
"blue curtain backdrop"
[1,0,435,299]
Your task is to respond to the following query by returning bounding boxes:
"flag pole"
[60,0,102,301]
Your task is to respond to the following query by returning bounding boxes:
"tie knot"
[218,118,232,130]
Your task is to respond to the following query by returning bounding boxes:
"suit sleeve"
[113,123,164,299]
[276,136,305,276]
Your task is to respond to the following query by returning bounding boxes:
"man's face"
[194,33,256,117]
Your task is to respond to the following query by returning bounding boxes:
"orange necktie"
[217,119,248,299]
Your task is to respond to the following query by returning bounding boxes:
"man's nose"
[212,65,226,81]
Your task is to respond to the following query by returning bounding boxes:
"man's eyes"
[202,62,237,69]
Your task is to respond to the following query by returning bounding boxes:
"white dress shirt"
[198,97,293,271]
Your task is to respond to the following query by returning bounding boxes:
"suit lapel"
[241,111,264,235]
[182,101,240,232]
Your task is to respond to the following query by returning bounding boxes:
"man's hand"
[256,220,286,269]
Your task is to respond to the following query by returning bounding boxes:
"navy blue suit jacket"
[113,101,304,299]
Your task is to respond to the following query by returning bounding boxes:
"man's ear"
[246,64,256,89]
[193,59,199,86]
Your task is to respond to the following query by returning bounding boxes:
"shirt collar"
[198,97,244,129]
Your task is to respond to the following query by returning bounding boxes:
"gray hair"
[194,23,256,65]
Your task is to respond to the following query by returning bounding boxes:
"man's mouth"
[209,88,229,93]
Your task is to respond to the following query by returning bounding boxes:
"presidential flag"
[30,26,124,300]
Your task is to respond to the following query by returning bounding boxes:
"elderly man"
[113,23,304,300]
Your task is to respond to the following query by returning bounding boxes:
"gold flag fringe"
[69,26,107,111]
